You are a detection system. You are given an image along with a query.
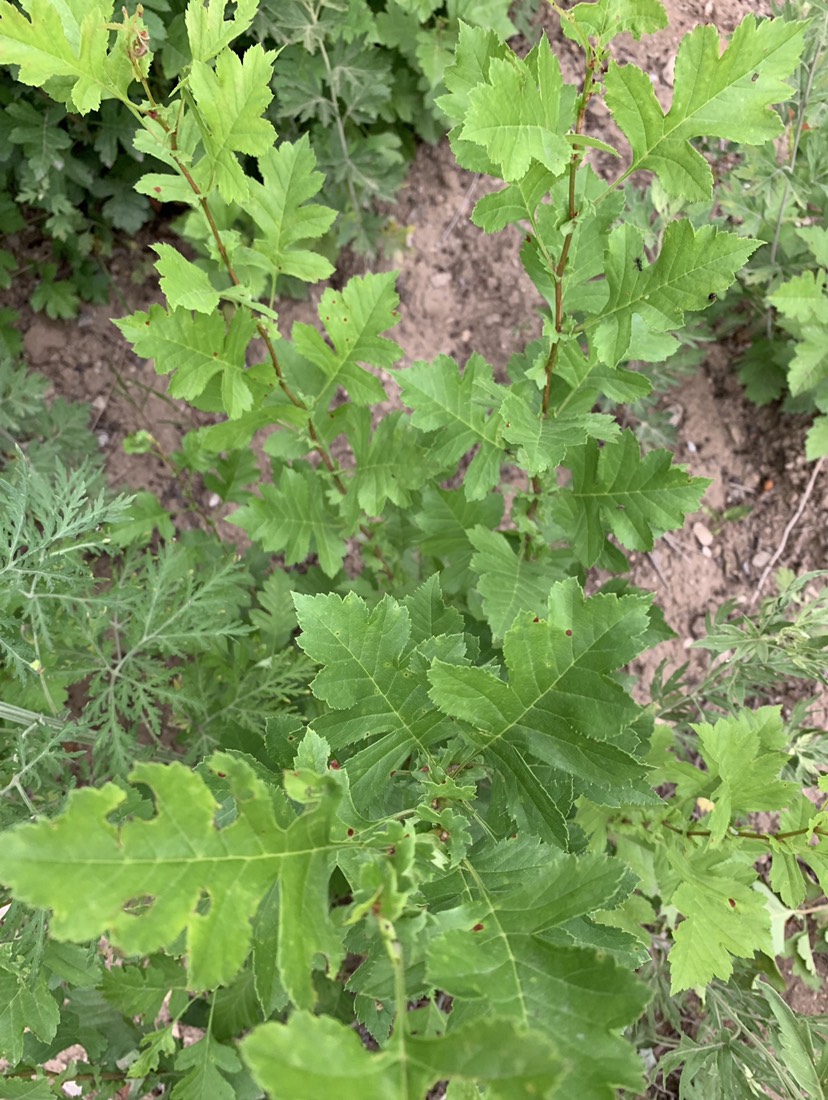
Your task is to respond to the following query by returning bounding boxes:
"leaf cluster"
[711,0,828,459]
[0,2,821,1098]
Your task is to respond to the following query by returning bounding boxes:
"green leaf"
[562,0,667,46]
[425,840,649,1099]
[242,1011,563,1099]
[101,955,187,1019]
[767,276,828,396]
[539,335,651,417]
[294,579,466,805]
[796,224,828,268]
[758,983,825,1100]
[436,21,511,174]
[428,578,655,811]
[0,1079,56,1099]
[515,168,625,318]
[471,162,555,232]
[0,961,60,1065]
[343,409,429,521]
[770,840,806,910]
[172,1033,242,1100]
[292,272,401,407]
[0,0,116,113]
[0,753,345,1001]
[499,389,619,474]
[153,244,221,313]
[185,0,258,63]
[131,1026,177,1078]
[0,248,16,290]
[414,487,504,594]
[244,136,336,283]
[552,433,709,568]
[107,490,174,548]
[189,45,277,202]
[203,448,260,504]
[398,353,504,500]
[768,270,828,325]
[231,464,348,578]
[114,304,260,419]
[692,708,797,844]
[805,415,828,461]
[30,277,79,320]
[787,331,828,398]
[668,848,773,991]
[593,221,759,368]
[460,35,575,181]
[469,527,569,641]
[605,15,806,200]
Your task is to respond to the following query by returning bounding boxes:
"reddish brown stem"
[662,820,827,843]
[135,83,399,580]
[528,53,598,522]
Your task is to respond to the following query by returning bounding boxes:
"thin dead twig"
[438,174,481,245]
[748,456,825,609]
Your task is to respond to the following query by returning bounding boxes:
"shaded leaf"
[242,1011,563,1099]
[231,464,349,578]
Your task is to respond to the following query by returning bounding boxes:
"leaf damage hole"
[123,894,155,917]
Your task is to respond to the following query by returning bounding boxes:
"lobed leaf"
[468,526,569,641]
[293,272,401,408]
[398,353,504,500]
[185,0,259,63]
[152,244,221,314]
[114,304,260,419]
[425,839,649,1100]
[692,708,798,844]
[189,44,277,203]
[0,0,117,113]
[244,135,337,283]
[0,753,345,1000]
[0,960,60,1065]
[552,433,709,567]
[231,464,349,578]
[561,0,667,47]
[294,578,466,806]
[592,221,759,368]
[606,15,806,200]
[668,848,773,992]
[460,36,575,182]
[242,1011,563,1100]
[428,577,656,826]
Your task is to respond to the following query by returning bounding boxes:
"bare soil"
[3,0,827,1032]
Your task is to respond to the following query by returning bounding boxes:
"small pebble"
[431,272,451,288]
[208,493,221,508]
[686,440,698,454]
[752,550,771,568]
[692,521,714,547]
[97,431,110,447]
